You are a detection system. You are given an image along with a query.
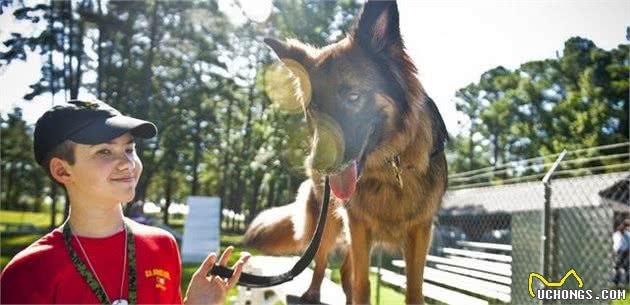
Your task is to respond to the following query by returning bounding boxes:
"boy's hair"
[33,99,158,186]
[39,140,76,184]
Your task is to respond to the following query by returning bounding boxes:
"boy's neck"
[67,201,126,238]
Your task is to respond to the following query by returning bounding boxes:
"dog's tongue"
[330,160,357,201]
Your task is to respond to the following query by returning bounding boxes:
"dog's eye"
[348,92,361,104]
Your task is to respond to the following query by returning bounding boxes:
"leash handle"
[209,177,331,288]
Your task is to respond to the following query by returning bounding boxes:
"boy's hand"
[184,246,250,305]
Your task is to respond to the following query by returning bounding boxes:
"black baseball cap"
[34,99,157,166]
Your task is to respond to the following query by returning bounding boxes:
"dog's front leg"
[349,216,371,305]
[301,212,343,303]
[402,222,432,305]
[340,252,353,304]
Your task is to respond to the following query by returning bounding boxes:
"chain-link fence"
[425,143,630,305]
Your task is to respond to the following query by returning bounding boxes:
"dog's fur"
[244,1,447,304]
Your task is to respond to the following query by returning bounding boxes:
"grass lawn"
[0,209,65,228]
[1,210,58,269]
[612,289,630,305]
[329,268,406,304]
[369,273,407,304]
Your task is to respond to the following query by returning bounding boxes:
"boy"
[0,99,249,304]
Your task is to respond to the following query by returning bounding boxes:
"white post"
[182,196,221,263]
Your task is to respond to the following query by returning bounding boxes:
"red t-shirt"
[1,219,183,304]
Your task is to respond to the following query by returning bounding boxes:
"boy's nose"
[116,154,136,171]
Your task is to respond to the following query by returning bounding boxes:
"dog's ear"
[264,37,308,64]
[352,1,403,55]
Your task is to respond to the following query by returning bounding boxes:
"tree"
[451,37,629,178]
[0,108,46,211]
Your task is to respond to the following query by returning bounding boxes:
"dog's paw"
[300,290,321,304]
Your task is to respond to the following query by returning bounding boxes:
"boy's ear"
[49,157,71,185]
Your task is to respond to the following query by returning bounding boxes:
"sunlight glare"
[309,113,345,173]
[263,58,312,114]
[238,0,273,23]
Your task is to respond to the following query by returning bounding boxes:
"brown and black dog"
[244,1,448,304]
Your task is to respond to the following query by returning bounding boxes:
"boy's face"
[61,132,143,204]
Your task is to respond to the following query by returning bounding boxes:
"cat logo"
[528,269,584,298]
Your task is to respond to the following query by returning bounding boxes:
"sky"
[0,0,628,136]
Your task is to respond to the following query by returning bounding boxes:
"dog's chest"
[345,175,434,240]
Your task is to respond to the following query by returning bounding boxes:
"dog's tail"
[243,180,317,255]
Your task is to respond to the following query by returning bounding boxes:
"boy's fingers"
[227,254,250,289]
[226,262,244,289]
[211,276,226,292]
[218,246,234,266]
[196,252,217,277]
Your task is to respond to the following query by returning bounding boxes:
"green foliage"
[3,1,627,218]
[0,0,361,229]
[0,109,49,211]
[451,37,629,175]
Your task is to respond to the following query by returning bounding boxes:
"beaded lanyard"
[62,220,137,305]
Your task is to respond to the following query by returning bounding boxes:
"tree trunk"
[49,181,58,229]
[63,190,70,220]
[191,116,201,195]
[61,0,71,100]
[265,175,276,211]
[468,124,474,171]
[96,0,103,98]
[33,175,45,212]
[248,170,264,223]
[493,132,500,166]
[6,164,16,209]
[49,0,56,104]
[112,8,136,109]
[133,1,161,201]
[71,5,85,99]
[140,0,160,119]
[219,97,235,207]
[163,174,173,225]
[134,142,162,202]
[233,84,257,225]
[48,0,58,228]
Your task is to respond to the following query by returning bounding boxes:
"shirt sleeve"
[169,235,184,305]
[1,256,50,304]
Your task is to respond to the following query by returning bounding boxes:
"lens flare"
[238,0,272,23]
[264,58,312,113]
[310,113,345,173]
[285,119,310,173]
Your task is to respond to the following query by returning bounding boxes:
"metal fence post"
[540,149,567,303]
[376,248,382,305]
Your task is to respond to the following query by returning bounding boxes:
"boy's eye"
[97,149,111,155]
[126,147,135,154]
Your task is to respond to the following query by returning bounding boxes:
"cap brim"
[69,115,157,144]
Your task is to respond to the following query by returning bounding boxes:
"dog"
[244,1,448,304]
